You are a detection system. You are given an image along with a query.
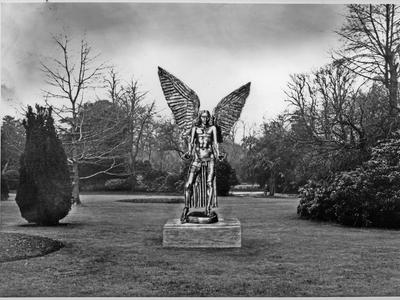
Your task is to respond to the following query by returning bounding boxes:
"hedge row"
[297,139,400,228]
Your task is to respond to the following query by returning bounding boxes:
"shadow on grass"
[18,222,84,228]
[297,215,400,231]
[160,237,272,260]
[0,232,64,263]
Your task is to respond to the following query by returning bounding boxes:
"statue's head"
[196,110,211,126]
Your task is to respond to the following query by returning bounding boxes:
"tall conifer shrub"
[16,105,72,225]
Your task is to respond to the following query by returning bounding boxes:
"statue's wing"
[213,82,251,141]
[158,67,200,136]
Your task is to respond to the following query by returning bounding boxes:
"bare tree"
[104,71,156,190]
[335,4,400,131]
[71,100,128,178]
[104,68,123,104]
[41,35,106,204]
[286,64,366,152]
[145,118,184,173]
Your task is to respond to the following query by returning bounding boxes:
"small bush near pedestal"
[216,159,239,196]
[298,139,400,228]
[16,105,72,225]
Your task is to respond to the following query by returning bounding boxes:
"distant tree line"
[1,37,239,202]
[239,4,400,227]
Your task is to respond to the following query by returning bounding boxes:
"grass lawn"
[1,193,400,297]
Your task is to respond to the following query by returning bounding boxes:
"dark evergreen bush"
[298,139,400,228]
[297,180,336,222]
[138,160,170,192]
[216,159,239,196]
[161,173,182,192]
[16,105,72,225]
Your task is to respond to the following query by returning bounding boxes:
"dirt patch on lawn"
[118,198,183,204]
[0,232,64,263]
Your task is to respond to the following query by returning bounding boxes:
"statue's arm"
[212,126,221,158]
[187,126,196,155]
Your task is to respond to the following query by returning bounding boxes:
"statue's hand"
[183,152,192,160]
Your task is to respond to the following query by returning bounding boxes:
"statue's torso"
[194,125,214,160]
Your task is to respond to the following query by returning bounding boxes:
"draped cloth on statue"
[189,161,218,208]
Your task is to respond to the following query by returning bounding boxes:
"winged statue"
[158,67,251,223]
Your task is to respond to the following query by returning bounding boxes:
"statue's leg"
[206,160,215,216]
[181,163,199,222]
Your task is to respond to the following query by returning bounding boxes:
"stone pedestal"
[163,217,241,248]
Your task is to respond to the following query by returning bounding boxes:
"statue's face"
[200,112,209,125]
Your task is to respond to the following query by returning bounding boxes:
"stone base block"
[163,217,241,248]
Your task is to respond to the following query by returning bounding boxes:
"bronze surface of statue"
[158,67,250,223]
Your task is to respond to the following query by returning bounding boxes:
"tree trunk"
[71,124,81,205]
[268,175,276,196]
[160,151,164,172]
[129,158,136,192]
[388,64,399,134]
[72,161,81,205]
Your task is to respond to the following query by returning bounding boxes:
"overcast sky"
[1,2,346,132]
